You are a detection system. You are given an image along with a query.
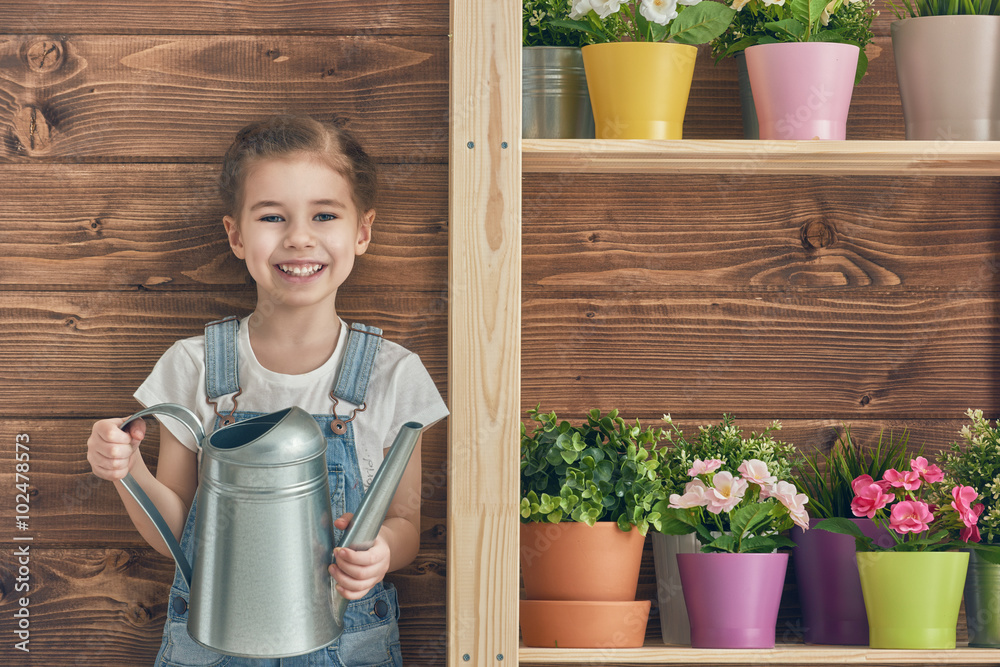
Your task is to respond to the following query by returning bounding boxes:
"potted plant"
[937,409,1000,647]
[523,0,596,138]
[790,427,912,645]
[519,406,668,648]
[551,0,736,138]
[710,0,876,139]
[818,455,1000,649]
[651,414,798,645]
[888,0,1000,140]
[655,454,809,649]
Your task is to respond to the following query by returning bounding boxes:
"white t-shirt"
[134,317,449,488]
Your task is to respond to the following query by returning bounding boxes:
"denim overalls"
[155,317,402,667]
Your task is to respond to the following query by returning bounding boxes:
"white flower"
[731,0,751,9]
[592,0,625,18]
[569,0,597,19]
[820,0,837,25]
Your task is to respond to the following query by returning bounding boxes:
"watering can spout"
[331,421,424,625]
[118,403,205,588]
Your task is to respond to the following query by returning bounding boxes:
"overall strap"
[332,323,383,406]
[204,316,241,424]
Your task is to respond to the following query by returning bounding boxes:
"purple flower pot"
[791,517,891,645]
[677,552,788,649]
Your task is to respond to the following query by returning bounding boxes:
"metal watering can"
[118,403,422,658]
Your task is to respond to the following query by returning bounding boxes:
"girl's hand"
[329,513,391,600]
[87,417,146,481]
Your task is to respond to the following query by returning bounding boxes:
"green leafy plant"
[937,409,1000,545]
[658,413,799,498]
[888,0,999,19]
[710,0,876,82]
[551,0,737,46]
[793,426,915,520]
[520,406,668,535]
[524,0,593,46]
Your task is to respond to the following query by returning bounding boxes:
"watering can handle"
[118,403,205,589]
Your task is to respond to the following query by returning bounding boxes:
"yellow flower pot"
[581,42,697,140]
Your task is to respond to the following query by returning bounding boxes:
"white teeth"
[278,264,323,277]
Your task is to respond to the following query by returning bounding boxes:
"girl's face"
[223,155,373,314]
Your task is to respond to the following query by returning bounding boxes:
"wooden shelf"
[519,642,1000,664]
[522,139,1000,176]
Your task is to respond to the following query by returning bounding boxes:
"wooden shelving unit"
[447,3,1000,667]
[523,139,1000,175]
[520,642,1000,665]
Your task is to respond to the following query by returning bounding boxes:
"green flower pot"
[856,551,969,649]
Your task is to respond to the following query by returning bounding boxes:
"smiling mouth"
[277,263,325,277]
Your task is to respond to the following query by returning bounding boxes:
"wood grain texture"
[0,291,447,416]
[448,0,521,665]
[521,294,1000,419]
[523,173,1000,292]
[0,35,447,162]
[0,548,447,665]
[0,163,447,291]
[0,1,448,35]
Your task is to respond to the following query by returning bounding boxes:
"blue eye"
[260,215,284,223]
[315,213,337,222]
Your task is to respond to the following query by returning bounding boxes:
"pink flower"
[962,523,982,543]
[668,479,709,509]
[851,474,890,495]
[687,458,723,477]
[951,485,981,527]
[911,456,944,483]
[851,479,894,518]
[888,500,934,534]
[884,468,921,491]
[704,471,748,514]
[790,509,810,531]
[738,459,777,487]
[769,480,809,514]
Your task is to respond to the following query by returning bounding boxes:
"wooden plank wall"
[0,2,449,665]
[520,4,1000,658]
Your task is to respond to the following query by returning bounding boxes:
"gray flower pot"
[735,52,759,140]
[965,549,1000,647]
[522,46,595,139]
[652,532,699,645]
[891,15,1000,140]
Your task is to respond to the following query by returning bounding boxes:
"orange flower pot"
[520,599,651,648]
[519,521,646,601]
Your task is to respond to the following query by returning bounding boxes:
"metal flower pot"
[891,15,1000,140]
[734,52,759,140]
[522,46,594,139]
[965,548,1000,647]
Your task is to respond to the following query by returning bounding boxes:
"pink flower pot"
[677,552,788,649]
[744,42,860,140]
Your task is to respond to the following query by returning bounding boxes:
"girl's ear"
[355,209,375,256]
[224,215,246,259]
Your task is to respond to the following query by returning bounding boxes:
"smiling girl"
[87,115,448,666]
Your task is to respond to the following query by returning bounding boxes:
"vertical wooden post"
[448,0,520,665]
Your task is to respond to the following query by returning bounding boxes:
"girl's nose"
[284,218,315,248]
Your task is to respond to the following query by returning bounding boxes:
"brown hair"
[219,115,377,219]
